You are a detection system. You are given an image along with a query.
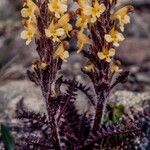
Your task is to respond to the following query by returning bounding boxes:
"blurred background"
[0,0,149,149]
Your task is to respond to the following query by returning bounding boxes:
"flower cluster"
[74,0,106,52]
[21,0,133,71]
[21,0,39,45]
[21,0,72,62]
[98,4,133,73]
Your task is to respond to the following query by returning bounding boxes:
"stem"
[92,91,108,133]
[41,67,61,149]
[57,96,70,123]
[46,101,61,150]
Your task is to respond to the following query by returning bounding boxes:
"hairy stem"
[92,91,108,133]
[46,101,61,150]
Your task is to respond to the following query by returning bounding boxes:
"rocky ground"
[0,0,150,149]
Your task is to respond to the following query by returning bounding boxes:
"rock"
[0,0,15,19]
[0,19,35,69]
[136,72,150,84]
[110,90,150,112]
[0,64,26,81]
[0,78,149,119]
[117,38,150,65]
[120,0,150,6]
[0,80,45,119]
[0,0,21,19]
[127,12,150,38]
[139,61,150,72]
[119,0,150,38]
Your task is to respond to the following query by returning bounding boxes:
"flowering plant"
[17,0,142,149]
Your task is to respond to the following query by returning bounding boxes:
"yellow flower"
[72,31,92,53]
[48,0,67,18]
[104,27,125,47]
[111,61,122,73]
[89,0,106,23]
[54,42,69,62]
[21,21,37,45]
[77,0,105,24]
[77,0,91,16]
[40,62,47,70]
[45,20,65,42]
[21,0,39,23]
[77,0,89,9]
[32,60,37,69]
[84,63,95,72]
[76,12,90,31]
[57,13,73,36]
[97,47,115,62]
[111,5,133,31]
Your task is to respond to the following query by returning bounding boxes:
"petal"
[56,28,65,36]
[96,11,101,18]
[76,18,82,27]
[60,4,67,13]
[106,57,111,62]
[55,44,64,55]
[26,39,32,45]
[119,68,123,72]
[113,42,119,47]
[53,37,60,42]
[21,8,29,17]
[58,14,70,26]
[45,29,51,37]
[77,42,83,53]
[111,66,122,73]
[68,24,73,31]
[63,51,69,59]
[91,17,97,23]
[48,4,54,12]
[109,48,115,56]
[83,6,92,16]
[99,3,106,13]
[77,48,82,54]
[120,25,124,32]
[117,33,125,41]
[55,12,61,18]
[78,0,89,9]
[21,31,27,39]
[104,34,113,42]
[40,62,47,70]
[111,66,116,73]
[124,15,130,24]
[97,52,105,60]
[61,0,67,4]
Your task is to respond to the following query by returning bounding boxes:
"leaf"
[111,71,129,89]
[106,102,125,123]
[114,105,124,118]
[27,70,39,85]
[1,124,15,150]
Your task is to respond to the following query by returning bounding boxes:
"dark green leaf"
[114,105,124,118]
[1,124,15,150]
